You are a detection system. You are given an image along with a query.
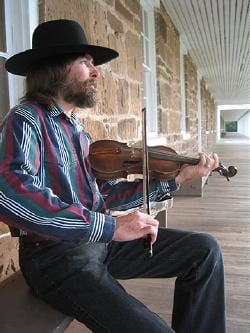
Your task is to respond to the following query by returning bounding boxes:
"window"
[0,0,9,120]
[1,0,38,116]
[140,0,158,137]
[225,121,238,132]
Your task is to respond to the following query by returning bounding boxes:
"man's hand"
[175,152,219,184]
[113,211,159,243]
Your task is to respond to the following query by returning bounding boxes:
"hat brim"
[5,44,119,76]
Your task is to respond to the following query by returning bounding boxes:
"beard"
[61,78,98,108]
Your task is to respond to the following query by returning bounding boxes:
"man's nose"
[90,65,100,78]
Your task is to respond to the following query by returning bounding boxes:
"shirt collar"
[50,102,85,131]
[50,103,64,117]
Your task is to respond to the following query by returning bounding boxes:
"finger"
[201,153,214,169]
[198,153,208,167]
[142,225,158,244]
[145,216,159,227]
[135,212,159,227]
[205,153,218,170]
[204,156,211,168]
[209,152,219,168]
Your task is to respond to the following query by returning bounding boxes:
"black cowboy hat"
[5,19,119,76]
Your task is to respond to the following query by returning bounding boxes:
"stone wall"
[155,3,182,151]
[183,52,199,154]
[201,79,217,150]
[0,235,19,282]
[155,3,216,156]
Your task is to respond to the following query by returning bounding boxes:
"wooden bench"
[0,271,73,333]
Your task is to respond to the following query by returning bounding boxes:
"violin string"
[133,147,199,165]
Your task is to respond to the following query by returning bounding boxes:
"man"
[0,20,226,332]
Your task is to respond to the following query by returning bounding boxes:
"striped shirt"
[0,102,178,243]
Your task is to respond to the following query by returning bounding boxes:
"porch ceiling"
[162,0,250,108]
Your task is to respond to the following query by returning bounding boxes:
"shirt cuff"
[160,178,180,193]
[88,212,116,243]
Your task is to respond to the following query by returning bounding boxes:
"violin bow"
[142,107,153,257]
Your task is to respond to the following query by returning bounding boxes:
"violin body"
[89,140,237,181]
[89,140,183,179]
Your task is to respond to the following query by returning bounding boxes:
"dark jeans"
[19,228,226,333]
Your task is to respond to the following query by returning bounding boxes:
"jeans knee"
[201,233,221,256]
[193,232,223,272]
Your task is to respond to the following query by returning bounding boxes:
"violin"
[89,139,237,181]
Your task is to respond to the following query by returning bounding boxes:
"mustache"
[86,79,97,88]
[60,78,97,90]
[76,78,97,90]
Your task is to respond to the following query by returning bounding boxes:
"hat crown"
[32,19,88,49]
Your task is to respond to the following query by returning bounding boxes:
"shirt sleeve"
[0,108,115,243]
[97,176,179,211]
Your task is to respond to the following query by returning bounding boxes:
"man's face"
[61,54,100,108]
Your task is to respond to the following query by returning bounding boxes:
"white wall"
[238,111,250,138]
[217,105,250,141]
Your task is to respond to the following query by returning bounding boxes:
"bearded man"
[0,20,226,333]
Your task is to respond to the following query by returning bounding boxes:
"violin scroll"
[215,163,237,181]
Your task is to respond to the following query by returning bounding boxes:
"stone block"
[118,117,137,140]
[124,0,140,16]
[0,234,19,283]
[115,0,134,23]
[107,11,124,33]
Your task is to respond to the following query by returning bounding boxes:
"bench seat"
[0,271,73,333]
